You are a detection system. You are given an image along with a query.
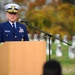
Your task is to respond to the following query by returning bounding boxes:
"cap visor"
[8,12,18,14]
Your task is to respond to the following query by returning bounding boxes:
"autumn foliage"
[15,1,74,40]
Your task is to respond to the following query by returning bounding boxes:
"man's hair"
[43,59,62,75]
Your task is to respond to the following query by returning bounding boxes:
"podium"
[0,41,46,75]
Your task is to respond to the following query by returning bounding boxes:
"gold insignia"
[11,6,15,10]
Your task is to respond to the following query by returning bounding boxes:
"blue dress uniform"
[0,21,29,43]
[0,3,29,43]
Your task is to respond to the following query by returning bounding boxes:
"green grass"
[46,42,75,75]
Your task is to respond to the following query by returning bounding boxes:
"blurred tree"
[28,0,45,10]
[25,3,75,39]
[35,0,45,6]
[15,0,75,39]
[62,0,75,4]
[13,0,25,3]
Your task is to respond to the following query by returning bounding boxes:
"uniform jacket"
[0,21,29,43]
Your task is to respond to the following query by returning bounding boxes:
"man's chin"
[10,19,16,22]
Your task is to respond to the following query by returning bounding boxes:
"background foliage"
[21,3,75,40]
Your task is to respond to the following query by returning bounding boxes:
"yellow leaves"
[24,3,75,38]
[49,25,69,39]
[50,25,61,33]
[57,3,75,16]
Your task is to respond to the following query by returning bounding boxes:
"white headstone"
[56,44,62,57]
[54,34,60,45]
[33,34,38,41]
[39,33,45,41]
[68,46,75,59]
[28,33,32,41]
[63,35,68,45]
[72,36,75,46]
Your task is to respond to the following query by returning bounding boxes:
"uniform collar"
[9,21,16,28]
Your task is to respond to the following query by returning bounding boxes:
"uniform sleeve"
[24,26,29,41]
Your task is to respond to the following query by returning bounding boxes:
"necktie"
[12,23,16,31]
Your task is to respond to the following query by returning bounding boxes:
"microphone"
[18,19,29,23]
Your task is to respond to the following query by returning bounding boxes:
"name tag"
[5,30,10,32]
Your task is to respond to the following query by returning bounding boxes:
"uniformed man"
[0,3,29,43]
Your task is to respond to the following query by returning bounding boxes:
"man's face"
[6,12,18,23]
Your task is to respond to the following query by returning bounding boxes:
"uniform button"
[22,35,24,37]
[6,35,8,36]
[15,36,17,38]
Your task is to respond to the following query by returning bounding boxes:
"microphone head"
[18,19,22,22]
[18,19,29,23]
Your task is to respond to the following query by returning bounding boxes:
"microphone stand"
[21,21,72,60]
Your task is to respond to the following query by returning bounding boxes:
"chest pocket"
[3,31,13,41]
[4,32,12,37]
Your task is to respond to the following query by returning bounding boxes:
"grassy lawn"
[46,42,75,75]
